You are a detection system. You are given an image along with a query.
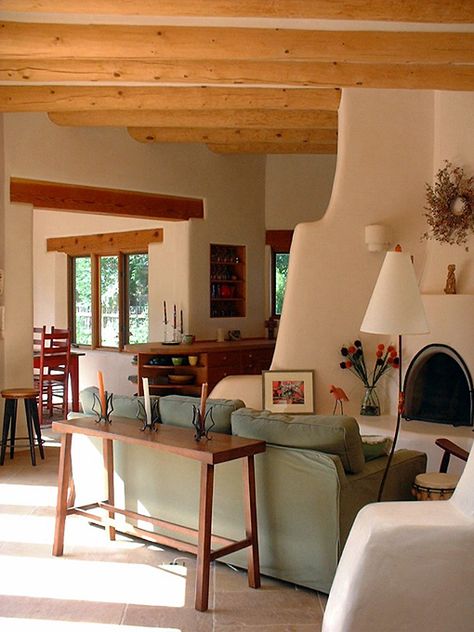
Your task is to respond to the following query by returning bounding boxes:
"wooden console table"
[52,416,266,611]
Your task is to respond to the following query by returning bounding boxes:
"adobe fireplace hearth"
[403,344,473,427]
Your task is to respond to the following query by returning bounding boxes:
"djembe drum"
[412,471,460,501]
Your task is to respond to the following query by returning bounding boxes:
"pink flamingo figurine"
[330,385,349,415]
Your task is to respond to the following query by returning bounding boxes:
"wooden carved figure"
[444,264,456,295]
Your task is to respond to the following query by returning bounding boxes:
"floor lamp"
[360,245,429,501]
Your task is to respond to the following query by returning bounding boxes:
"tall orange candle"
[200,382,208,423]
[97,370,106,412]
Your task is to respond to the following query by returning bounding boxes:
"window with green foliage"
[125,253,149,345]
[274,252,290,316]
[273,252,290,316]
[70,252,148,349]
[72,257,92,346]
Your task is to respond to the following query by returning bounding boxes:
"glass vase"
[360,386,380,416]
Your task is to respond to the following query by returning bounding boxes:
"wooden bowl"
[168,374,195,384]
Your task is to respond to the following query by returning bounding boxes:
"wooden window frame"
[69,250,148,351]
[49,228,160,352]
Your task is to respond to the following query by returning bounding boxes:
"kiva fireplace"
[403,344,474,427]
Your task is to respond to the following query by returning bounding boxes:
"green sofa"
[69,387,427,594]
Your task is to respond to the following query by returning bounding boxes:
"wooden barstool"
[1,388,45,466]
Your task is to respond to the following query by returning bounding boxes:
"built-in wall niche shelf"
[210,243,246,318]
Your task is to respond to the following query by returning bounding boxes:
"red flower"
[387,345,395,353]
[377,344,385,351]
[348,346,356,354]
[376,350,383,358]
[390,350,397,358]
[345,360,352,368]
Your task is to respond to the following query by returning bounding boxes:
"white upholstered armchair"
[322,443,474,632]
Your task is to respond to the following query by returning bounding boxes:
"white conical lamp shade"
[361,249,429,335]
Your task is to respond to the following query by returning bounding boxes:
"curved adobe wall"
[272,89,434,416]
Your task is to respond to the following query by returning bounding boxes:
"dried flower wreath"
[422,160,474,249]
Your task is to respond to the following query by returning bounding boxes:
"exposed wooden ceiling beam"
[2,1,473,23]
[207,142,337,154]
[3,22,474,65]
[48,109,338,129]
[0,86,341,112]
[2,59,473,92]
[128,127,338,145]
[10,177,204,221]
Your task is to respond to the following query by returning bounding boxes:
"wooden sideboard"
[126,338,275,396]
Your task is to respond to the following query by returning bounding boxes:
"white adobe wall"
[273,89,435,416]
[265,154,337,229]
[2,113,265,398]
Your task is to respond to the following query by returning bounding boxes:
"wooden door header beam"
[2,1,473,23]
[47,227,163,256]
[10,178,204,221]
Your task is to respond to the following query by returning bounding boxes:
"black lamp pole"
[377,333,404,502]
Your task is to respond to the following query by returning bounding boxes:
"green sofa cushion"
[231,408,365,474]
[159,395,245,434]
[80,386,158,421]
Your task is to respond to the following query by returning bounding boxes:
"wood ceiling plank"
[47,228,163,256]
[0,86,341,112]
[207,142,337,154]
[48,109,338,129]
[2,1,473,23]
[2,59,474,91]
[3,22,474,65]
[128,127,339,144]
[10,177,204,221]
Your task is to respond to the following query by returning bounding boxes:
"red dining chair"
[34,326,71,426]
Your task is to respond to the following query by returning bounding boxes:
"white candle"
[142,377,152,424]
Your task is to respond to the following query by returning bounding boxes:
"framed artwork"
[262,370,315,414]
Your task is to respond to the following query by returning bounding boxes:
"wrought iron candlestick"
[192,405,215,441]
[137,398,160,431]
[92,391,114,423]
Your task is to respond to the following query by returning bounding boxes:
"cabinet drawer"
[240,349,274,371]
[207,367,241,385]
[205,351,240,368]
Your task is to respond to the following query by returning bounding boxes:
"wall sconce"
[365,224,390,252]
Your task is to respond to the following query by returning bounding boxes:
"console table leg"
[53,433,72,556]
[243,455,261,588]
[103,438,116,541]
[195,462,214,612]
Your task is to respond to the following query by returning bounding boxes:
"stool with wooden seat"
[0,388,45,466]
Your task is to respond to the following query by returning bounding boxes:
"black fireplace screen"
[403,344,473,427]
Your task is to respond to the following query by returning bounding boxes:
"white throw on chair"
[322,444,474,632]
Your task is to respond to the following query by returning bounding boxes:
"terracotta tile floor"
[0,444,326,631]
